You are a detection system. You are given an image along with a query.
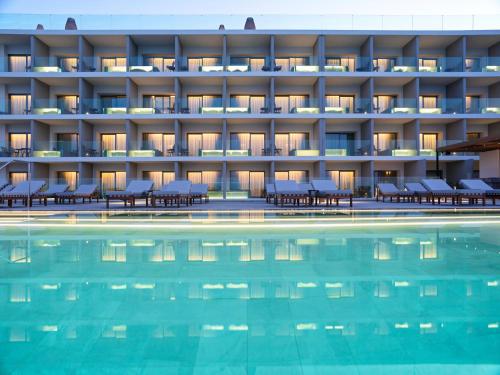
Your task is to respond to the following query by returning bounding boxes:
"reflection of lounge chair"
[106,180,154,208]
[0,184,15,204]
[151,180,192,207]
[56,184,99,204]
[376,183,414,203]
[191,184,209,203]
[312,179,353,207]
[421,179,484,205]
[33,184,69,205]
[273,180,309,206]
[460,179,500,205]
[2,180,46,207]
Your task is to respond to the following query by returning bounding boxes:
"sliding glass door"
[100,171,126,192]
[229,171,265,197]
[328,170,355,191]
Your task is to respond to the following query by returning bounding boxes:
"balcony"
[80,57,127,72]
[325,139,371,156]
[32,141,78,157]
[275,98,320,114]
[30,99,79,115]
[466,98,500,114]
[419,98,464,114]
[80,142,126,157]
[374,139,418,156]
[418,57,463,72]
[31,56,78,72]
[373,57,418,72]
[275,57,319,73]
[324,98,371,114]
[466,57,500,72]
[81,98,127,115]
[275,137,319,156]
[128,56,175,72]
[373,98,418,114]
[226,57,268,72]
[178,98,224,114]
[179,57,223,72]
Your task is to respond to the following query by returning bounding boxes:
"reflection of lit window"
[373,241,393,260]
[466,283,473,297]
[152,326,175,338]
[102,325,127,339]
[420,241,437,259]
[10,327,29,342]
[9,245,30,263]
[149,244,175,262]
[420,284,438,297]
[275,241,303,261]
[374,282,391,298]
[188,241,217,261]
[101,243,126,262]
[419,322,437,334]
[325,282,354,298]
[10,284,31,303]
[239,241,265,261]
[65,287,79,301]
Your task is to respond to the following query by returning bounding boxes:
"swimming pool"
[1,211,499,374]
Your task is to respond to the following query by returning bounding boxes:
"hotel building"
[0,28,499,198]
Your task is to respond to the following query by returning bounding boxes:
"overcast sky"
[1,0,500,15]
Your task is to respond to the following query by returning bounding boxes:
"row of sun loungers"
[266,179,354,207]
[105,180,209,208]
[377,179,500,205]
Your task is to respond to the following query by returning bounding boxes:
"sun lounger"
[1,180,46,207]
[460,179,500,205]
[56,184,99,204]
[421,179,484,205]
[151,180,192,207]
[265,183,275,203]
[273,180,309,206]
[376,183,415,203]
[106,180,154,208]
[0,184,15,204]
[32,184,69,205]
[311,179,353,207]
[404,182,431,203]
[190,184,209,203]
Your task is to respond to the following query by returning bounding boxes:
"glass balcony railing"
[419,98,464,114]
[30,56,79,72]
[127,99,175,114]
[81,98,127,114]
[419,57,463,72]
[325,140,372,156]
[178,141,224,157]
[80,57,127,72]
[373,139,418,156]
[80,142,127,157]
[31,99,79,115]
[177,57,224,72]
[227,57,269,72]
[324,98,372,114]
[373,98,418,114]
[127,56,176,72]
[273,140,320,156]
[0,144,31,157]
[466,98,500,114]
[372,57,418,72]
[466,57,500,72]
[275,99,320,114]
[177,98,225,114]
[32,141,79,157]
[286,57,320,73]
[127,141,176,157]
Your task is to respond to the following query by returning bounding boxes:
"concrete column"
[360,119,374,155]
[360,36,373,71]
[318,119,326,155]
[360,78,373,112]
[174,35,183,70]
[270,35,275,70]
[222,119,227,153]
[174,119,181,154]
[174,78,181,112]
[30,36,49,67]
[480,150,500,178]
[30,120,49,152]
[404,160,426,183]
[126,78,138,108]
[402,36,419,67]
[78,36,94,71]
[125,120,137,151]
[222,35,228,66]
[446,36,466,71]
[446,160,474,186]
[314,35,325,69]
[222,161,227,199]
[78,162,93,185]
[126,35,137,64]
[78,120,93,156]
[269,77,275,112]
[126,162,137,183]
[361,160,374,197]
[269,119,275,154]
[79,78,93,113]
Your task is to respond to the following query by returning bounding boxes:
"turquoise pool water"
[0,211,499,374]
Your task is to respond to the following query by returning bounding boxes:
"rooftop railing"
[1,14,499,31]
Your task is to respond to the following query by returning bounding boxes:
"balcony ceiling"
[324,35,368,48]
[419,35,461,49]
[274,34,318,48]
[226,76,269,85]
[129,76,175,86]
[84,35,127,47]
[419,76,463,85]
[466,76,500,88]
[179,34,223,48]
[226,34,270,48]
[274,76,318,85]
[130,34,175,46]
[373,35,415,48]
[83,76,128,85]
[0,34,30,44]
[35,76,79,86]
[325,76,370,85]
[36,35,78,48]
[373,76,416,86]
[466,35,500,48]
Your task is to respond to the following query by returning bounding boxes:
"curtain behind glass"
[275,133,289,156]
[374,133,396,152]
[250,58,265,71]
[419,96,438,108]
[290,133,308,150]
[57,95,78,114]
[188,58,203,71]
[274,96,289,113]
[250,134,265,156]
[8,55,30,72]
[249,171,265,197]
[374,96,395,113]
[202,133,221,150]
[9,133,30,149]
[187,134,202,156]
[290,95,308,110]
[231,95,249,108]
[289,170,308,183]
[419,58,437,67]
[188,96,202,113]
[420,134,437,150]
[249,96,265,113]
[275,58,290,71]
[373,58,395,72]
[9,94,30,114]
[326,57,355,72]
[57,171,78,191]
[9,172,27,185]
[59,57,78,72]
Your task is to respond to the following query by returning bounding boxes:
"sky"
[1,0,500,15]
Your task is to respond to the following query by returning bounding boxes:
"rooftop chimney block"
[65,17,77,30]
[244,17,256,30]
